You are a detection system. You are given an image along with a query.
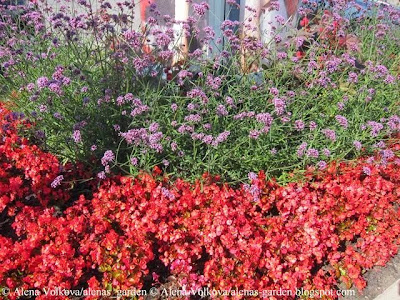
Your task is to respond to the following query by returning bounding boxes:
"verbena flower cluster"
[0,0,399,182]
[1,103,400,299]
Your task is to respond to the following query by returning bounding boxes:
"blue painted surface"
[1,0,26,5]
[300,0,399,20]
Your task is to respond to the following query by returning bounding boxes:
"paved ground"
[343,252,400,300]
[374,280,400,300]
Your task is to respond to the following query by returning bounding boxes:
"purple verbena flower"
[170,142,178,151]
[72,130,81,143]
[125,93,134,102]
[216,105,228,116]
[202,135,213,145]
[116,96,125,106]
[213,131,230,145]
[366,121,383,137]
[149,122,160,132]
[206,75,222,90]
[309,121,317,131]
[381,149,394,160]
[322,129,336,141]
[249,129,260,139]
[306,148,319,158]
[36,76,49,89]
[187,88,208,104]
[353,141,362,151]
[131,157,138,166]
[187,103,196,111]
[348,72,358,83]
[248,172,257,181]
[317,161,327,170]
[225,96,234,107]
[97,171,106,179]
[193,2,209,16]
[297,142,308,157]
[184,114,201,123]
[384,75,395,84]
[39,104,48,113]
[294,120,305,131]
[62,77,70,86]
[366,156,375,164]
[322,148,331,157]
[335,115,348,129]
[101,150,115,166]
[26,83,35,92]
[203,123,212,130]
[375,64,388,77]
[273,97,286,115]
[256,113,273,127]
[362,167,371,176]
[191,132,205,141]
[51,175,64,188]
[269,87,279,96]
[53,112,62,120]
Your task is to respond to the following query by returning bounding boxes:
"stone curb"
[343,251,400,299]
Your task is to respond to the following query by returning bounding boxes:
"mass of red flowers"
[1,103,400,299]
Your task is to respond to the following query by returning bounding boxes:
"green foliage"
[1,2,399,183]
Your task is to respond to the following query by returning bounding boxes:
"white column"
[259,0,289,46]
[240,0,262,40]
[173,0,190,63]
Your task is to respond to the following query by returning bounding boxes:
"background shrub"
[0,1,399,183]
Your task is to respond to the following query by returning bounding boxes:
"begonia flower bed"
[1,103,400,299]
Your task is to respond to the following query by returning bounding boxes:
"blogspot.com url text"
[1,287,356,298]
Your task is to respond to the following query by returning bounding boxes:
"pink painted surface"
[140,0,154,22]
[285,0,299,17]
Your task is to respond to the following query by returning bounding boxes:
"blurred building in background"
[37,0,296,51]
